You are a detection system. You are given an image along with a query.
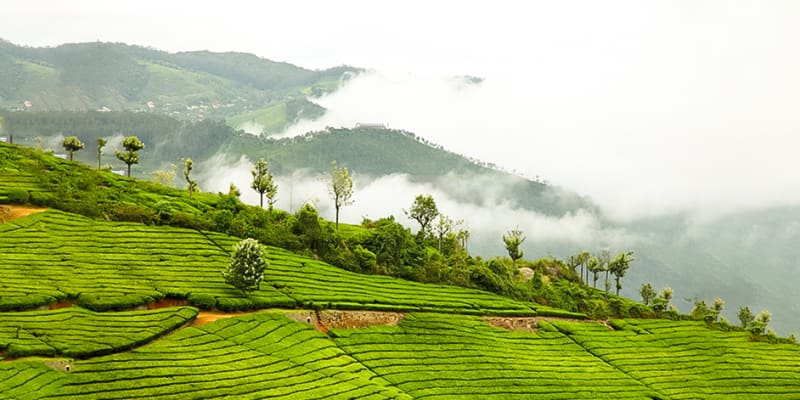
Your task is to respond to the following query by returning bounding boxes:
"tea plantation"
[0,209,541,316]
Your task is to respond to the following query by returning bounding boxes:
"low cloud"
[199,154,633,258]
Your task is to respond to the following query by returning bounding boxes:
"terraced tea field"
[0,306,196,358]
[0,210,544,316]
[1,312,411,400]
[332,313,663,399]
[551,319,800,399]
[5,311,798,399]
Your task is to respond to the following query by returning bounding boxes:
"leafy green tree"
[96,137,107,169]
[738,306,755,329]
[455,228,471,253]
[328,160,353,230]
[640,282,657,305]
[405,194,438,235]
[609,251,634,296]
[652,286,674,312]
[223,238,267,295]
[434,214,461,253]
[183,158,198,198]
[62,136,85,161]
[502,228,525,268]
[251,158,276,209]
[115,136,144,177]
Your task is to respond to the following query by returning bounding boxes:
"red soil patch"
[0,205,46,222]
[49,300,75,310]
[147,298,189,310]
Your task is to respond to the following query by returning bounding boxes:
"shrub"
[6,188,30,204]
[187,293,217,310]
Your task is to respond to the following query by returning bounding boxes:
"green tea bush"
[6,188,29,204]
[187,293,217,310]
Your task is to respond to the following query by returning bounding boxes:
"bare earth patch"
[318,310,405,330]
[0,205,47,222]
[193,311,251,326]
[484,316,611,332]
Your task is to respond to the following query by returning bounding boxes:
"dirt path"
[484,316,612,332]
[0,205,47,222]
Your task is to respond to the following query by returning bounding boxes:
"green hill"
[2,142,800,398]
[0,39,357,130]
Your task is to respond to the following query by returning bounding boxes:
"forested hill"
[0,39,358,129]
[0,110,590,217]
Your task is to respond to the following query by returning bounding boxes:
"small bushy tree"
[223,238,267,295]
[502,228,525,268]
[62,136,84,161]
[738,306,755,329]
[115,136,144,177]
[405,194,438,235]
[640,282,656,305]
[609,251,634,296]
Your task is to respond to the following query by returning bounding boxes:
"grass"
[227,102,288,134]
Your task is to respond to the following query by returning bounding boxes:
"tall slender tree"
[96,137,107,169]
[609,251,634,296]
[183,158,199,198]
[328,160,353,230]
[251,158,276,209]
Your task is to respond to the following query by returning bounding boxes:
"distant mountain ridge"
[0,39,359,132]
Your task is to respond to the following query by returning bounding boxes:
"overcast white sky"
[3,0,800,221]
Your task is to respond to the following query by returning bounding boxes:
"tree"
[222,238,267,295]
[598,250,612,295]
[577,250,590,284]
[652,287,674,312]
[229,183,241,198]
[750,309,772,335]
[62,136,84,161]
[115,136,144,177]
[738,306,755,329]
[640,283,656,305]
[183,158,199,198]
[251,158,276,209]
[328,161,354,230]
[96,137,107,169]
[502,228,525,268]
[152,164,176,187]
[609,251,634,296]
[405,194,438,235]
[433,214,462,253]
[587,256,603,288]
[455,228,471,253]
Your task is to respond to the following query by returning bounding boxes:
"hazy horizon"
[3,1,800,223]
